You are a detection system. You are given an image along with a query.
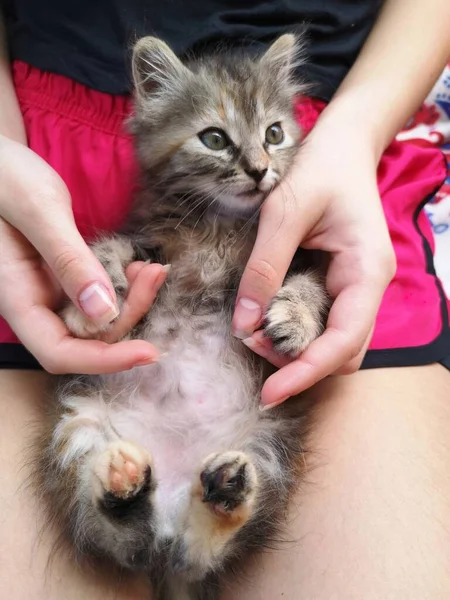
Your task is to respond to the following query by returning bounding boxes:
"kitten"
[35,34,330,599]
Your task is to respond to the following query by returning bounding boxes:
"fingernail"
[78,282,119,325]
[134,351,168,367]
[233,298,261,338]
[241,337,256,348]
[156,264,171,286]
[259,396,290,412]
[258,401,280,412]
[155,266,170,288]
[134,355,160,367]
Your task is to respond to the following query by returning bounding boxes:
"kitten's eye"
[265,123,284,145]
[199,128,229,151]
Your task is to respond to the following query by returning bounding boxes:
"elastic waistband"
[12,61,328,137]
[12,61,133,136]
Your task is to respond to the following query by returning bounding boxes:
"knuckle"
[52,248,83,282]
[40,356,64,375]
[337,358,362,375]
[40,341,73,375]
[373,241,397,282]
[333,328,363,362]
[245,258,280,295]
[347,342,363,362]
[362,245,396,288]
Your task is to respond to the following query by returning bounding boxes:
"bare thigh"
[222,364,450,600]
[0,370,151,600]
[4,365,450,599]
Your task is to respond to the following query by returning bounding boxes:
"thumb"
[47,228,120,327]
[12,192,119,326]
[232,188,303,338]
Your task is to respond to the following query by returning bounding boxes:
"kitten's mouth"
[213,185,268,218]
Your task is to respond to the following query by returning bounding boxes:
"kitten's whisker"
[174,197,205,230]
[268,179,292,238]
[233,202,262,242]
[281,178,299,208]
[191,195,219,233]
[175,187,222,228]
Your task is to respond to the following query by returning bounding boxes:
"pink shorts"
[1,62,449,370]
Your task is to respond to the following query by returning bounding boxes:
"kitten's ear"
[259,34,301,78]
[132,36,190,99]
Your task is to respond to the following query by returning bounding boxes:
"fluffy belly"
[102,328,260,537]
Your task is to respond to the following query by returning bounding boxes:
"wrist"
[315,91,393,163]
[0,57,27,144]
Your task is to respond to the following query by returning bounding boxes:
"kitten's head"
[130,35,307,216]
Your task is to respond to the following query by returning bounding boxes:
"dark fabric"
[0,344,41,370]
[2,0,382,100]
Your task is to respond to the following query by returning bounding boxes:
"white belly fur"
[90,310,260,539]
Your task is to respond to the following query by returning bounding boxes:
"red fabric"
[296,97,448,350]
[0,62,448,356]
[12,62,138,239]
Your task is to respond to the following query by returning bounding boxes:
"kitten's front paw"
[263,283,325,357]
[200,451,258,518]
[61,236,134,339]
[92,440,153,502]
[61,302,117,339]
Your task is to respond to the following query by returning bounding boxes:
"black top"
[2,0,383,101]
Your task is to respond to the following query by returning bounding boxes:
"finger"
[125,261,148,284]
[260,281,383,407]
[241,331,292,369]
[103,263,167,343]
[3,176,120,327]
[53,336,161,375]
[333,326,374,375]
[6,302,161,375]
[232,187,305,338]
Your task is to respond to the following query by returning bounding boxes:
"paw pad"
[200,451,257,514]
[94,440,152,500]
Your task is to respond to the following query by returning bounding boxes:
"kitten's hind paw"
[200,451,258,520]
[93,440,153,503]
[176,452,258,577]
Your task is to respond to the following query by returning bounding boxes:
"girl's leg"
[4,365,450,598]
[222,364,450,600]
[0,370,152,600]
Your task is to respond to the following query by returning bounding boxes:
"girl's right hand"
[0,134,164,374]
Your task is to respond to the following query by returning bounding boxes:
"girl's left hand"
[232,109,396,408]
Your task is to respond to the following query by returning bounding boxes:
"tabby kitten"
[36,34,329,599]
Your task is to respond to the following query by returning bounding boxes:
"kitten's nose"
[244,167,268,184]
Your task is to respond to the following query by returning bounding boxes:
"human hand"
[232,109,396,408]
[0,135,164,374]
